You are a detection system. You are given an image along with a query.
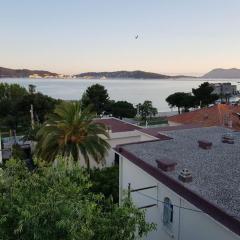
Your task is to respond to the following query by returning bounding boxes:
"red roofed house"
[168,104,240,131]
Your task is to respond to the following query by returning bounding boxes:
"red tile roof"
[94,118,141,133]
[168,104,240,130]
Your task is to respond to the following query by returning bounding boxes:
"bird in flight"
[135,35,139,39]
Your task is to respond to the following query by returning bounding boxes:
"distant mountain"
[203,68,240,79]
[0,66,58,78]
[75,70,192,79]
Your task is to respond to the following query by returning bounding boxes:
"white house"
[80,117,156,168]
[90,118,198,168]
[116,126,240,240]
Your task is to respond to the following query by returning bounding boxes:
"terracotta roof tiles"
[168,104,240,131]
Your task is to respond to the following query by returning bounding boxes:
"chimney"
[198,140,212,150]
[156,158,177,172]
[222,134,234,144]
[178,168,192,183]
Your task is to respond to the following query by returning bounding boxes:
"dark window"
[163,197,173,228]
[114,153,119,165]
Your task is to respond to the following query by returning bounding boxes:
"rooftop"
[118,126,240,235]
[168,104,240,130]
[138,123,202,139]
[94,117,141,133]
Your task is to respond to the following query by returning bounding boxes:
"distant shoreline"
[1,77,240,81]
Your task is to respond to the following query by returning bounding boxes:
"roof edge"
[116,146,240,237]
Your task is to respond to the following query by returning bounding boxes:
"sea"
[0,78,239,112]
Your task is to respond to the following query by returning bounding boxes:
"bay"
[0,78,239,112]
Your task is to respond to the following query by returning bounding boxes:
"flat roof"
[138,124,202,139]
[94,117,141,133]
[118,127,240,235]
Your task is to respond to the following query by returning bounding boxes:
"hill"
[0,66,58,78]
[75,70,192,79]
[203,68,240,79]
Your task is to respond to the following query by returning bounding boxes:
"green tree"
[90,166,119,203]
[0,83,28,131]
[18,92,60,123]
[192,82,219,107]
[81,84,110,115]
[137,100,158,121]
[0,83,59,133]
[166,92,196,114]
[11,144,27,160]
[35,101,110,169]
[111,101,137,119]
[181,94,197,112]
[0,158,155,240]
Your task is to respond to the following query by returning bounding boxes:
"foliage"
[111,101,137,119]
[166,82,219,113]
[139,117,168,126]
[0,83,59,133]
[11,144,27,160]
[0,83,28,131]
[192,82,219,107]
[81,84,110,115]
[0,159,155,240]
[137,100,158,121]
[22,124,42,141]
[166,92,196,114]
[35,101,110,169]
[90,166,119,203]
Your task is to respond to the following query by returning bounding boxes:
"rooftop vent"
[198,140,212,150]
[178,168,192,183]
[156,158,177,172]
[222,134,234,144]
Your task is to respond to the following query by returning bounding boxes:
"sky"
[1,0,240,76]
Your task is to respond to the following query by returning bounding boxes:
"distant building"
[211,82,238,96]
[116,126,240,240]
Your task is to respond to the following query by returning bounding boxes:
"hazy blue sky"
[1,0,240,75]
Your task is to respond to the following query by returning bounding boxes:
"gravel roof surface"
[123,127,240,219]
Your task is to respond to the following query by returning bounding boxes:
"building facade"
[116,127,240,239]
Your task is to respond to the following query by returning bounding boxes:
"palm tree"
[35,101,110,169]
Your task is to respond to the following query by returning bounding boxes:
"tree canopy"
[35,101,110,169]
[81,84,110,115]
[111,101,137,119]
[166,82,220,114]
[166,92,196,114]
[0,83,59,133]
[137,100,158,121]
[0,158,155,240]
[192,82,219,107]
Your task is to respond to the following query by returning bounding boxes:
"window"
[163,197,173,229]
[114,153,119,165]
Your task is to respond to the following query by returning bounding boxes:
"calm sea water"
[0,78,239,112]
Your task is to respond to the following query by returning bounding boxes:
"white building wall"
[119,156,240,240]
[80,130,156,168]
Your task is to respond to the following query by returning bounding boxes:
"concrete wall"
[119,155,240,240]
